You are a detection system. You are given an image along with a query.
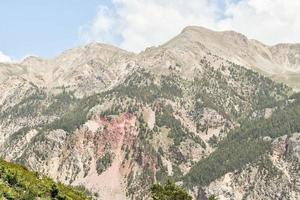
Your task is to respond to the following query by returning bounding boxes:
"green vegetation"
[0,88,101,134]
[150,180,192,200]
[208,195,218,200]
[156,105,187,146]
[112,71,183,103]
[184,94,300,187]
[43,90,76,115]
[44,94,100,133]
[0,158,90,199]
[160,75,183,99]
[96,152,114,175]
[112,71,160,103]
[156,105,206,150]
[0,89,46,119]
[192,61,290,123]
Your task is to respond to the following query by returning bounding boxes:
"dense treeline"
[44,94,100,133]
[42,90,76,115]
[156,105,206,149]
[184,94,300,187]
[156,105,187,146]
[0,89,47,119]
[112,71,184,103]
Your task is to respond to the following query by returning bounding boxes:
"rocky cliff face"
[0,26,299,200]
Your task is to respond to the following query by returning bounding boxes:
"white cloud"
[219,0,300,45]
[80,0,300,52]
[115,0,221,51]
[79,5,121,45]
[0,51,12,63]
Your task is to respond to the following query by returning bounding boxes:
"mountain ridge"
[3,26,299,90]
[0,25,300,199]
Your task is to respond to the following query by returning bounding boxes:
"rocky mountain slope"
[1,26,300,91]
[141,26,300,89]
[205,132,300,200]
[0,26,299,200]
[0,43,135,96]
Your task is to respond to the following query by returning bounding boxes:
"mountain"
[1,27,300,91]
[142,26,300,89]
[0,26,299,200]
[0,43,135,96]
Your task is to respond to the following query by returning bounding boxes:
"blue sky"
[0,0,299,61]
[0,0,112,59]
[0,0,236,60]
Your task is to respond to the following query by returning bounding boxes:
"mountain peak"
[180,26,248,39]
[20,56,51,74]
[150,26,299,77]
[83,42,127,52]
[163,26,250,50]
[181,25,213,33]
[21,55,46,65]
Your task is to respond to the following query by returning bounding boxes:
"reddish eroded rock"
[71,112,138,159]
[61,113,140,198]
[96,113,137,154]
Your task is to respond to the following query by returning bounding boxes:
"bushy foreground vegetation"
[0,159,90,199]
[150,180,192,200]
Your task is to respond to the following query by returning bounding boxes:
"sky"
[1,0,300,62]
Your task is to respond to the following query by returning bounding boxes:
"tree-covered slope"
[184,93,300,196]
[0,158,90,200]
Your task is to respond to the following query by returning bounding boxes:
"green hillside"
[0,158,90,200]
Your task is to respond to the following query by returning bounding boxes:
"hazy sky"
[1,0,300,61]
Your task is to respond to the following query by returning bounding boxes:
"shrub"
[150,180,192,200]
